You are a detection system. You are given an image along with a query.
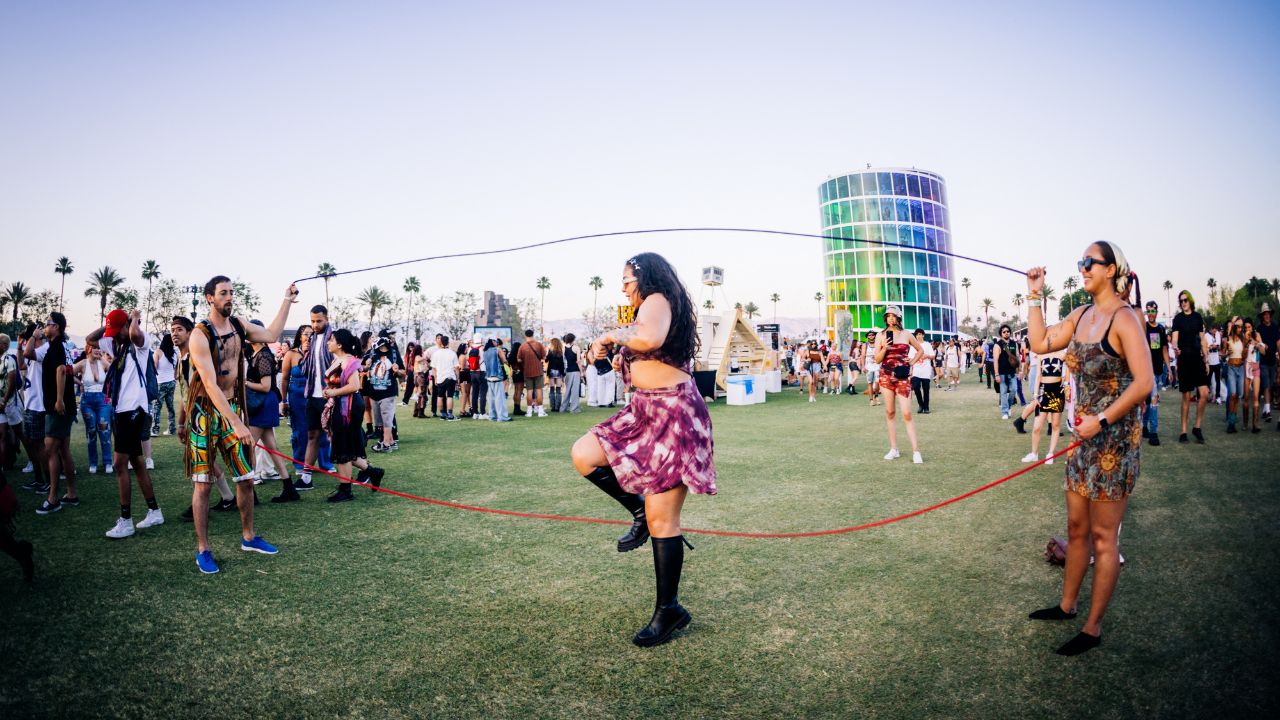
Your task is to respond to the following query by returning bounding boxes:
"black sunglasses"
[1076,256,1113,272]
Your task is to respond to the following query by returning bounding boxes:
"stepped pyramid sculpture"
[700,308,769,395]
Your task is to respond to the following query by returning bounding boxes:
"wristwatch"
[1098,416,1110,431]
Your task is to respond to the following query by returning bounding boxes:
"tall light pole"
[185,284,202,321]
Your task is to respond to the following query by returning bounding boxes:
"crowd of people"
[2,253,1276,656]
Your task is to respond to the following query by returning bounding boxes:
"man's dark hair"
[311,304,329,316]
[625,252,699,365]
[171,316,194,332]
[914,328,925,336]
[1000,324,1011,333]
[204,275,232,298]
[440,335,449,346]
[524,329,534,337]
[49,311,67,335]
[563,332,576,343]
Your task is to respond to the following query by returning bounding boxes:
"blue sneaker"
[240,536,279,555]
[196,550,220,574]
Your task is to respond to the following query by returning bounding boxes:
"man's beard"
[215,303,232,319]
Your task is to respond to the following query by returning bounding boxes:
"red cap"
[105,308,129,338]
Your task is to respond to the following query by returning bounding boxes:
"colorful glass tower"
[817,167,958,339]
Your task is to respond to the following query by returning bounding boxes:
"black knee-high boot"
[633,535,692,647]
[583,466,649,552]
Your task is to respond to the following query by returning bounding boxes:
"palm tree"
[1206,277,1216,306]
[536,276,551,333]
[960,277,971,319]
[1063,277,1079,312]
[703,299,715,313]
[769,293,780,320]
[357,286,391,329]
[317,263,337,306]
[4,282,31,322]
[84,266,126,325]
[1041,287,1057,321]
[814,292,824,333]
[1011,293,1023,326]
[403,276,421,340]
[1162,280,1173,313]
[589,276,603,331]
[744,302,760,319]
[980,297,994,330]
[141,259,161,320]
[734,302,743,311]
[54,256,74,312]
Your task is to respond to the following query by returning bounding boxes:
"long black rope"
[292,227,1027,284]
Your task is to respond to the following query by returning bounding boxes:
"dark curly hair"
[626,252,699,365]
[333,329,361,356]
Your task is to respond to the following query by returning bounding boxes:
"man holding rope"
[185,275,298,574]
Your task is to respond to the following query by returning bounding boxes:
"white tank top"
[81,358,109,393]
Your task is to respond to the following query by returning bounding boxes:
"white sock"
[215,474,234,502]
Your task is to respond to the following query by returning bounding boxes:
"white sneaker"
[104,463,114,474]
[1045,457,1055,465]
[1022,452,1039,463]
[1002,414,1010,420]
[145,457,155,470]
[137,508,164,529]
[809,397,816,403]
[912,452,923,464]
[106,517,136,539]
[884,448,900,460]
[89,465,98,474]
[22,461,33,473]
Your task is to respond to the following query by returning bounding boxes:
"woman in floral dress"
[1024,241,1153,655]
[571,252,714,647]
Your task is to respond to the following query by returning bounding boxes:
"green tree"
[980,297,994,329]
[1058,290,1090,320]
[1062,277,1078,312]
[403,276,421,340]
[814,292,824,332]
[317,263,337,307]
[702,299,714,313]
[84,266,126,325]
[960,277,971,319]
[1162,280,1173,313]
[4,282,31,322]
[589,276,603,333]
[536,276,551,333]
[54,256,74,312]
[141,259,161,320]
[744,302,760,319]
[357,286,392,329]
[1012,293,1024,319]
[1041,287,1058,321]
[769,293,780,320]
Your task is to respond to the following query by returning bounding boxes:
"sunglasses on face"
[1077,256,1113,272]
[1179,298,1190,305]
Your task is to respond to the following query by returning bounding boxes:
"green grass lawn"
[2,376,1277,719]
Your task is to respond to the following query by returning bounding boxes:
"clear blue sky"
[3,0,1278,331]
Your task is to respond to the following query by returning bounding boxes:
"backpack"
[467,347,481,371]
[105,338,159,407]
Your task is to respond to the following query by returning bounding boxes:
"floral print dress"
[1063,309,1141,501]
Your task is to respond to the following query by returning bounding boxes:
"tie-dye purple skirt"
[590,379,717,497]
